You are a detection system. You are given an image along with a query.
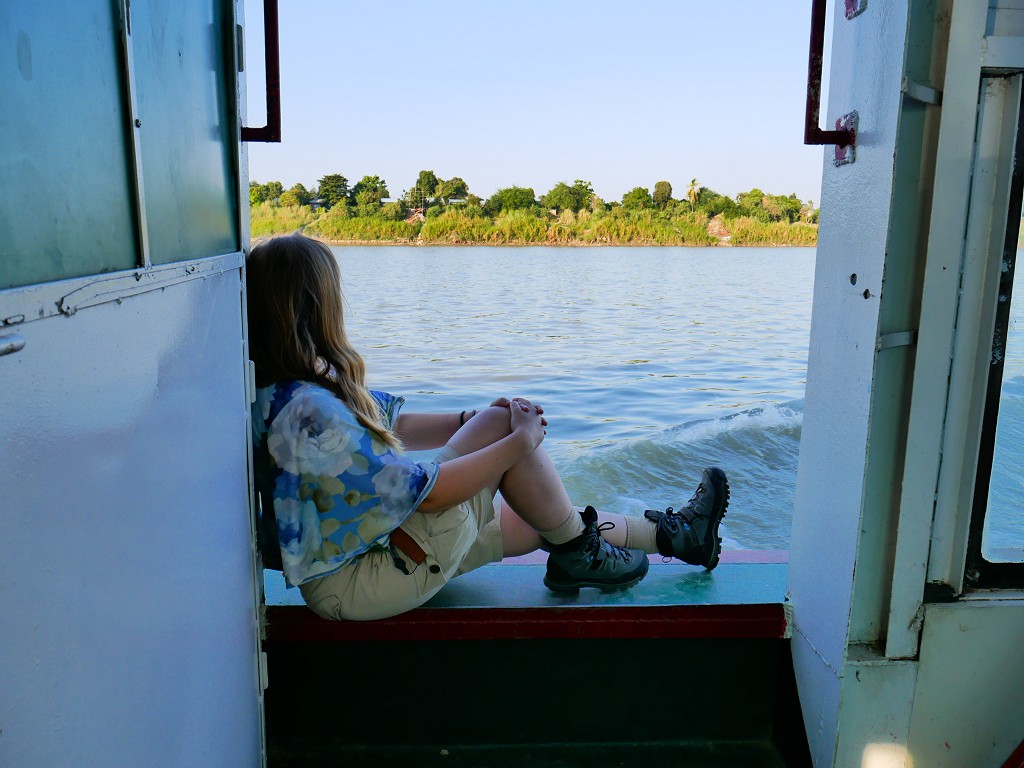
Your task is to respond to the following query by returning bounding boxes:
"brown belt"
[389,526,426,566]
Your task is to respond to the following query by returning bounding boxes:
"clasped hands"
[490,396,548,446]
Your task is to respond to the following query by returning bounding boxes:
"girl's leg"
[497,502,543,556]
[602,468,733,571]
[447,407,579,533]
[498,506,636,556]
[446,405,650,590]
[446,406,657,561]
[446,406,573,530]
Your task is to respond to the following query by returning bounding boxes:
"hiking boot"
[544,506,650,593]
[644,466,730,570]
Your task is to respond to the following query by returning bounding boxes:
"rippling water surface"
[335,245,814,550]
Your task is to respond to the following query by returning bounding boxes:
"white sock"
[624,515,660,554]
[539,509,586,546]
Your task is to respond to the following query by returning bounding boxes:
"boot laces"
[586,521,630,564]
[686,483,708,513]
[661,506,696,530]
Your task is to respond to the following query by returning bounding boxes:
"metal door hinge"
[259,650,268,691]
[0,334,26,357]
[902,77,943,106]
[877,330,917,351]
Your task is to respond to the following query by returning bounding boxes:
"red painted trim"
[265,603,788,643]
[1003,738,1024,768]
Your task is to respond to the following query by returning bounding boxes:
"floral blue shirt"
[252,380,439,587]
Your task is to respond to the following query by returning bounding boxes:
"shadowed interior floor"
[269,741,791,768]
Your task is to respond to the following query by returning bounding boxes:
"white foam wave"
[557,401,805,550]
[664,402,803,447]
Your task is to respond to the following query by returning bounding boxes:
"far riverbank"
[251,204,818,247]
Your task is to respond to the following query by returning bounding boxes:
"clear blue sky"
[244,1,829,205]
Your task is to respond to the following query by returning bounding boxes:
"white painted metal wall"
[788,0,912,762]
[0,264,262,766]
[789,1,1024,766]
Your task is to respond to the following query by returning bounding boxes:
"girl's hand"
[509,398,546,449]
[492,396,546,422]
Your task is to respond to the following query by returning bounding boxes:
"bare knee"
[446,404,513,455]
[472,405,514,437]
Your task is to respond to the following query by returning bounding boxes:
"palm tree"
[687,178,701,211]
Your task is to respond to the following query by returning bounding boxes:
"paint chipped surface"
[834,112,860,166]
[845,0,868,20]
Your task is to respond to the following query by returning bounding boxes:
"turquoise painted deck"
[263,561,788,610]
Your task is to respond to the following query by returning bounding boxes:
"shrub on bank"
[249,205,818,246]
[420,210,495,243]
[727,217,818,246]
[583,210,716,246]
[306,215,420,242]
[490,210,548,243]
[250,202,317,238]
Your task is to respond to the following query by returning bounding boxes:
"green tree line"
[250,171,819,246]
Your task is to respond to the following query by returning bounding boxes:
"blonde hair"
[246,234,401,449]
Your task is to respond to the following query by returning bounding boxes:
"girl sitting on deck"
[247,233,729,621]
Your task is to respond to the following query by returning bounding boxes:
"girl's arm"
[393,397,513,451]
[393,412,461,451]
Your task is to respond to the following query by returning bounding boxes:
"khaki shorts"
[299,443,504,621]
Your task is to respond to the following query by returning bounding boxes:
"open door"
[0,1,264,764]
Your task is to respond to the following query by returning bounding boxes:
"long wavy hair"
[246,234,400,449]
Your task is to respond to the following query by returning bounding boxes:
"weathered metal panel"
[987,2,1024,36]
[787,0,912,764]
[790,629,843,767]
[835,650,918,768]
[0,1,138,289]
[0,270,260,767]
[887,0,989,655]
[846,0,950,652]
[909,600,1024,766]
[0,252,243,327]
[928,74,1022,588]
[131,0,239,264]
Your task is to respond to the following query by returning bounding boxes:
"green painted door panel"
[0,2,139,290]
[132,0,239,264]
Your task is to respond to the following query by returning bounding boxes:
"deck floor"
[264,560,788,610]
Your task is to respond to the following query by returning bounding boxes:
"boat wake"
[556,401,804,551]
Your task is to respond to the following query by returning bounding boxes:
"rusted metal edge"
[241,0,281,142]
[805,0,856,148]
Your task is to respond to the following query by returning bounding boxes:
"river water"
[335,245,811,550]
[333,244,1022,556]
